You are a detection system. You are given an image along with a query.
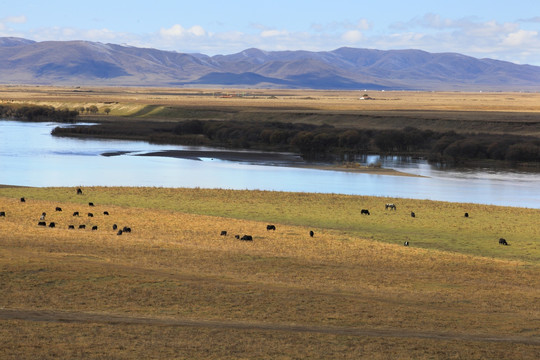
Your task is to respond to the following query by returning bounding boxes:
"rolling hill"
[1,37,539,90]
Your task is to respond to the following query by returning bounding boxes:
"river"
[0,120,539,208]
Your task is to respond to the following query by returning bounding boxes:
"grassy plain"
[0,187,538,359]
[2,86,540,137]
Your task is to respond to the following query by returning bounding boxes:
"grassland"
[0,187,538,359]
[2,86,540,137]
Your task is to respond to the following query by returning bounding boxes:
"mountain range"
[1,37,539,91]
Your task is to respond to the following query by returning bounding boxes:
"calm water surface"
[1,120,539,208]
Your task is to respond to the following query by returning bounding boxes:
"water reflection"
[0,120,539,208]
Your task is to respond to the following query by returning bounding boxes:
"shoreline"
[129,149,423,177]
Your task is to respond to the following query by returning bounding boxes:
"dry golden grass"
[0,187,538,359]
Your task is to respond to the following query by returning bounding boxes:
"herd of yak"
[1,192,510,246]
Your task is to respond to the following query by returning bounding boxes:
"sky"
[2,0,540,65]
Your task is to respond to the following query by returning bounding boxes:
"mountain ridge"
[0,37,539,90]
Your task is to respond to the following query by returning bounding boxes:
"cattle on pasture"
[267,225,276,231]
[385,203,396,210]
[499,238,508,246]
[240,235,253,241]
[361,209,370,215]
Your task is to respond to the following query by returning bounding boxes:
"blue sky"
[2,0,540,65]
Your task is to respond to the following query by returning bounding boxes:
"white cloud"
[342,30,363,43]
[260,29,288,37]
[1,15,27,24]
[159,24,207,38]
[501,29,538,47]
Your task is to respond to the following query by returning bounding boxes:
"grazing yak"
[267,225,276,231]
[88,202,94,206]
[55,207,62,212]
[385,203,396,210]
[48,222,56,228]
[103,211,109,216]
[220,230,227,236]
[0,211,5,217]
[234,235,240,239]
[309,230,314,237]
[68,225,75,229]
[88,213,93,217]
[20,197,25,202]
[404,241,409,246]
[78,225,86,229]
[464,212,469,218]
[40,212,46,220]
[411,212,416,218]
[72,211,79,216]
[117,230,123,235]
[92,226,98,231]
[38,221,46,226]
[361,209,370,215]
[77,188,83,195]
[240,235,253,241]
[499,238,509,246]
[112,224,118,230]
[122,226,131,233]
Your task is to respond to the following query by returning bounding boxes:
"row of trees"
[172,120,540,163]
[0,104,79,122]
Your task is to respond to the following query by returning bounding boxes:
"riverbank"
[128,149,422,177]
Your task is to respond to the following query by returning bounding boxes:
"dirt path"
[1,308,538,346]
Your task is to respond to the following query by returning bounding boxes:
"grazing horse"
[361,209,370,215]
[267,225,276,231]
[385,203,396,210]
[499,238,508,246]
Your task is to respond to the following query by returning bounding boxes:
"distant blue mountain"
[1,37,539,90]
